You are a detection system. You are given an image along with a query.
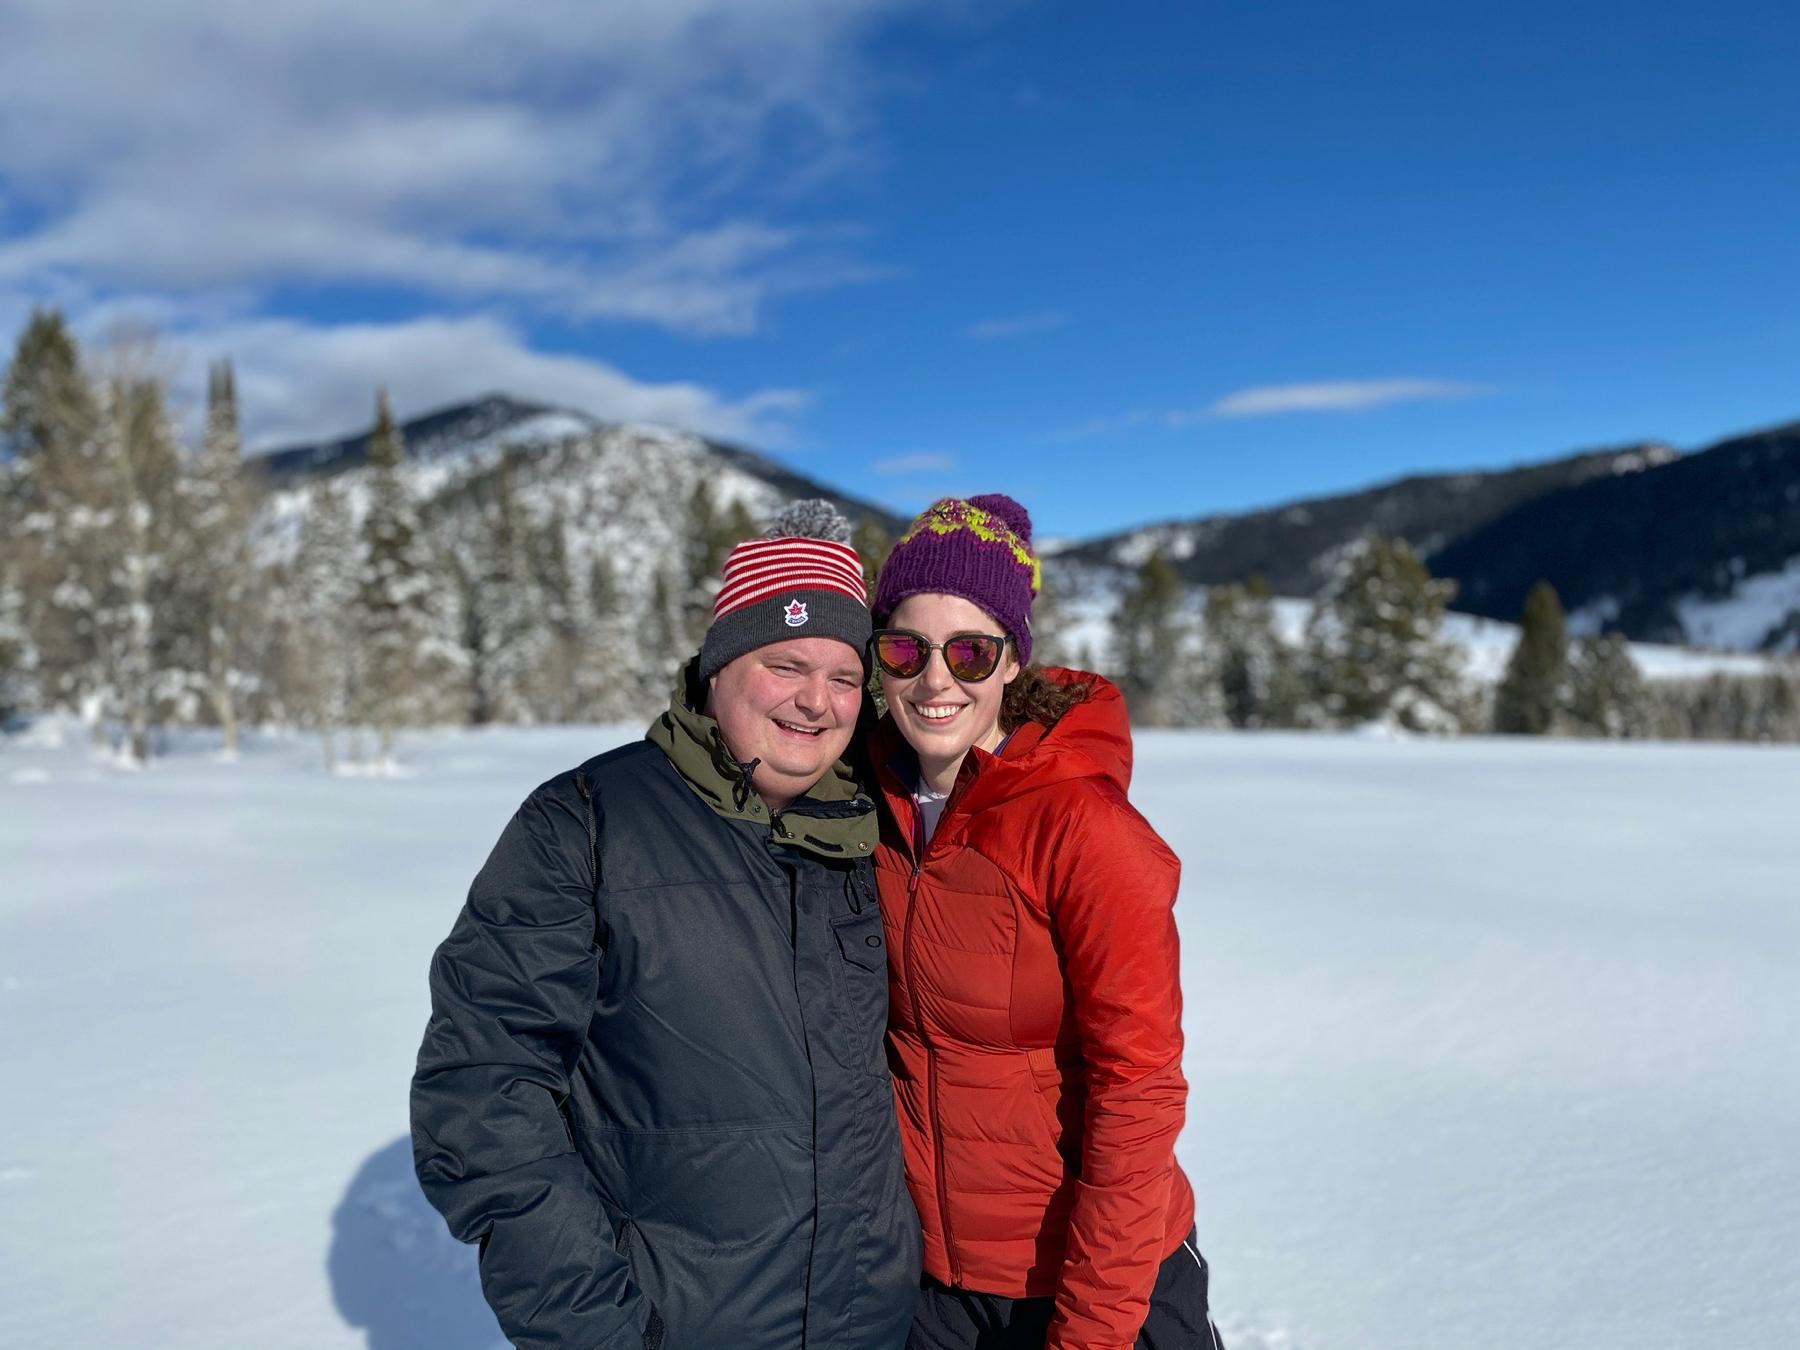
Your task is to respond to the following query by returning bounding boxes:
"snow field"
[2,724,1797,1349]
[1141,733,1800,1349]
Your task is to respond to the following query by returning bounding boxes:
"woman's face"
[881,592,1022,771]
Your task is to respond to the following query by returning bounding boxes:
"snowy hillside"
[252,396,895,580]
[3,723,1797,1350]
[1052,419,1800,655]
[1049,442,1681,602]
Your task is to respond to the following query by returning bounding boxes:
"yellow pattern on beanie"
[898,498,1043,594]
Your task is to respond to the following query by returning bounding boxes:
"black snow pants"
[906,1229,1225,1350]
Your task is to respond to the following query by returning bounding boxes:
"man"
[411,501,920,1350]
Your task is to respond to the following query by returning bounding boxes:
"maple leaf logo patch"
[783,599,810,628]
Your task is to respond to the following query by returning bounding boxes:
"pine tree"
[473,447,543,723]
[575,552,648,724]
[588,554,620,624]
[682,481,749,648]
[1030,570,1070,669]
[646,565,686,688]
[525,500,587,720]
[90,364,186,761]
[1111,549,1188,725]
[1493,580,1568,735]
[0,568,29,723]
[1,308,97,465]
[1566,632,1656,739]
[176,359,260,754]
[1767,667,1800,742]
[2,309,104,722]
[6,329,194,757]
[286,478,360,768]
[1201,576,1302,728]
[354,390,440,761]
[852,516,893,602]
[686,480,742,583]
[1302,534,1468,733]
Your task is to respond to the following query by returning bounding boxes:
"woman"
[867,494,1222,1350]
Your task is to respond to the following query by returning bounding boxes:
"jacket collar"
[645,657,877,862]
[871,668,1133,853]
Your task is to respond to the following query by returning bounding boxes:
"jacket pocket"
[832,907,888,973]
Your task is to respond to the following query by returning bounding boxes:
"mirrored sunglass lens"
[945,637,1000,679]
[877,634,926,673]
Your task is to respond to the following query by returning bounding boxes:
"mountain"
[1047,442,1678,595]
[255,394,598,482]
[254,392,903,530]
[255,394,1800,656]
[1051,422,1800,653]
[1430,421,1800,648]
[251,393,904,563]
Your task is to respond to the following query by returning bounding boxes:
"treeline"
[0,310,850,764]
[3,308,1795,760]
[1,316,256,761]
[1090,538,1800,743]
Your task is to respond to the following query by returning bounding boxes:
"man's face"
[706,637,866,809]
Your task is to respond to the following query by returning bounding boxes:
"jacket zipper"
[900,787,962,1287]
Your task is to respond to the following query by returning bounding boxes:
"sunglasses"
[869,628,1011,682]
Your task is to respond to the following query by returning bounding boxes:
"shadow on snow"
[328,1136,505,1350]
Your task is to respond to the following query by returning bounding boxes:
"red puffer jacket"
[872,670,1193,1350]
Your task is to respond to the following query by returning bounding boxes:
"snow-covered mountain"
[1431,420,1800,651]
[251,393,902,581]
[1047,442,1678,592]
[254,395,1800,659]
[1048,420,1800,654]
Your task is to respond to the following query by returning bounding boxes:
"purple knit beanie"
[873,494,1043,664]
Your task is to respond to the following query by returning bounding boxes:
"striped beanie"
[873,494,1042,664]
[698,499,872,681]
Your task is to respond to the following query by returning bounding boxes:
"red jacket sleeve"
[1043,786,1186,1350]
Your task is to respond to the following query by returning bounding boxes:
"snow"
[3,724,1798,1349]
[1565,593,1622,637]
[1674,556,1800,652]
[1110,520,1223,567]
[1606,444,1680,474]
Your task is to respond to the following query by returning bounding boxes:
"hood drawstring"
[731,756,762,811]
[707,725,763,813]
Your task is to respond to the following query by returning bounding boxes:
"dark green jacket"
[411,668,920,1349]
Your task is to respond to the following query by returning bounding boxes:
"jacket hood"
[647,657,877,860]
[872,667,1134,823]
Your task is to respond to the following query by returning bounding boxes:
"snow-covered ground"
[3,723,1797,1350]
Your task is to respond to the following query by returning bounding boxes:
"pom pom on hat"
[698,496,872,681]
[766,497,853,544]
[965,493,1033,544]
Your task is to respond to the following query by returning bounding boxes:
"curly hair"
[999,663,1094,734]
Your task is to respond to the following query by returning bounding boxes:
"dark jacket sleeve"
[410,779,661,1350]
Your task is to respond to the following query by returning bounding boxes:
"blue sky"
[2,0,1798,537]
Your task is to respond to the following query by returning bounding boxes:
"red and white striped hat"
[698,500,873,680]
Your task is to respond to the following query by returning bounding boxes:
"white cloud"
[965,311,1068,340]
[0,0,919,334]
[873,451,957,474]
[154,312,809,450]
[1200,378,1486,419]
